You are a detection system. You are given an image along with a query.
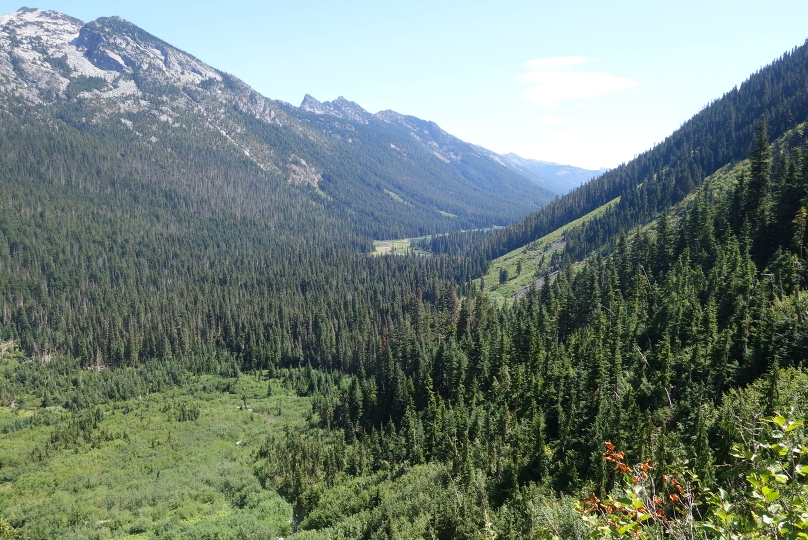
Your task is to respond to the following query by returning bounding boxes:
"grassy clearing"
[372,226,504,257]
[373,238,412,255]
[0,374,314,539]
[372,238,431,256]
[476,127,800,303]
[0,341,23,364]
[478,196,621,302]
[382,189,412,206]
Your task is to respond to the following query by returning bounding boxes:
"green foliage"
[580,414,808,539]
[63,76,108,100]
[3,17,808,540]
[713,415,808,538]
[0,519,14,540]
[43,54,71,77]
[0,368,310,539]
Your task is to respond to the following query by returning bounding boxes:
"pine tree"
[746,117,771,234]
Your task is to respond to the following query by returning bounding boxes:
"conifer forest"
[1,8,808,540]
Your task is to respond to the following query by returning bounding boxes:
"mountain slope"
[2,8,808,540]
[0,8,552,238]
[462,39,808,266]
[498,153,608,194]
[292,94,556,231]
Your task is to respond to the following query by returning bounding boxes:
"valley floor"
[0,369,310,539]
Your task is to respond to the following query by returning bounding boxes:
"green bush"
[580,414,808,539]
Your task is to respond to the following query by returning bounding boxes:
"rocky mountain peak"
[0,6,82,28]
[300,93,323,111]
[0,6,553,227]
[0,7,285,172]
[299,94,371,124]
[0,7,227,102]
[333,97,373,123]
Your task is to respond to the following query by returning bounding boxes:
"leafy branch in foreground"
[580,415,808,539]
[704,415,808,539]
[579,440,701,539]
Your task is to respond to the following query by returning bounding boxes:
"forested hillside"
[426,40,808,273]
[1,6,808,540]
[3,109,806,539]
[0,8,552,240]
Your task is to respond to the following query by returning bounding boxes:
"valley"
[0,6,807,540]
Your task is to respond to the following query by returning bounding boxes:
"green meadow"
[0,364,311,539]
[478,196,620,301]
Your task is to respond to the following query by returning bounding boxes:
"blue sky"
[3,1,808,169]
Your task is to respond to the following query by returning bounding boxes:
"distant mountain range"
[298,94,605,196]
[0,7,561,238]
[497,153,608,195]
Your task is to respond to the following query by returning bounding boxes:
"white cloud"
[520,57,637,109]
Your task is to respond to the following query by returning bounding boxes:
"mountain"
[498,153,608,194]
[300,94,374,124]
[3,7,808,540]
[0,7,553,239]
[292,94,558,225]
[439,38,808,268]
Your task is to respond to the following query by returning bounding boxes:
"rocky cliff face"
[301,94,373,124]
[0,8,82,101]
[0,7,290,175]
